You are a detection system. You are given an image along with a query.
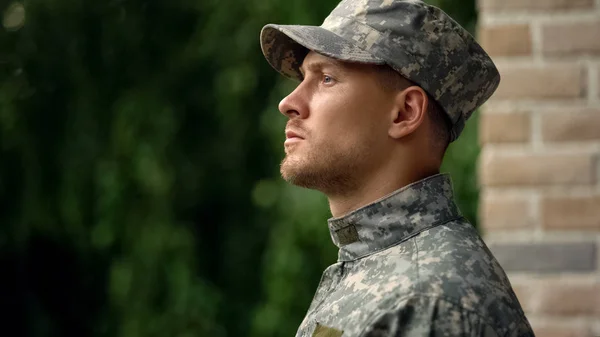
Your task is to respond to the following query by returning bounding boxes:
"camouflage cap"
[260,0,500,141]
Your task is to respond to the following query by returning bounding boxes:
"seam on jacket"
[413,237,421,294]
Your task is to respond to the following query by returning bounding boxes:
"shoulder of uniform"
[360,293,531,337]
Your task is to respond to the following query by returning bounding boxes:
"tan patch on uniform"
[312,323,344,337]
[335,226,359,245]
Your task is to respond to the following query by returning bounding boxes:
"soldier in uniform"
[259,0,535,336]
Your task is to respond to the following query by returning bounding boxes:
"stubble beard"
[280,142,361,195]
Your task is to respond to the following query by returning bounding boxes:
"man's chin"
[280,159,315,188]
[280,160,303,184]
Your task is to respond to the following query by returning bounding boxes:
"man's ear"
[388,86,428,139]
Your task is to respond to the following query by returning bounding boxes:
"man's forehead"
[300,51,348,72]
[300,51,367,74]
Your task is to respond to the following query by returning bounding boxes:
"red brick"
[514,280,600,317]
[480,112,531,144]
[479,0,594,11]
[537,282,600,316]
[479,24,532,56]
[493,65,585,100]
[597,66,600,99]
[480,152,595,186]
[542,21,600,56]
[541,110,600,142]
[511,284,534,314]
[542,195,600,230]
[533,327,593,337]
[480,195,533,230]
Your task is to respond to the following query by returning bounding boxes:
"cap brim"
[260,24,385,81]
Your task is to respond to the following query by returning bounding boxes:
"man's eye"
[323,75,334,84]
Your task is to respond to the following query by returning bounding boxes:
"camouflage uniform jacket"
[296,174,535,337]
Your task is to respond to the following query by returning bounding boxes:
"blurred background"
[0,0,481,336]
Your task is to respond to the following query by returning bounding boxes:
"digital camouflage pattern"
[260,0,501,141]
[295,174,535,337]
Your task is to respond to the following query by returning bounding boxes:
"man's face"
[278,51,396,194]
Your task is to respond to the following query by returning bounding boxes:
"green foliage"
[441,111,481,227]
[0,0,479,336]
[427,0,478,33]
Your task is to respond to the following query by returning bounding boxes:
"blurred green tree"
[0,0,478,336]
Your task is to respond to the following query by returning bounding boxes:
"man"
[259,0,535,336]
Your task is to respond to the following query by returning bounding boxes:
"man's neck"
[327,167,439,218]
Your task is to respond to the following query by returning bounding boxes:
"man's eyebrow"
[299,59,345,76]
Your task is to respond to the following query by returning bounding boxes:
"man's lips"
[285,129,304,146]
[285,130,304,140]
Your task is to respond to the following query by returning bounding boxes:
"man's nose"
[278,86,309,119]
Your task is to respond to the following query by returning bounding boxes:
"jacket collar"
[327,174,461,262]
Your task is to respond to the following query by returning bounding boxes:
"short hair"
[374,65,451,156]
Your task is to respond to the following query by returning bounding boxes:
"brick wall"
[476,0,600,335]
